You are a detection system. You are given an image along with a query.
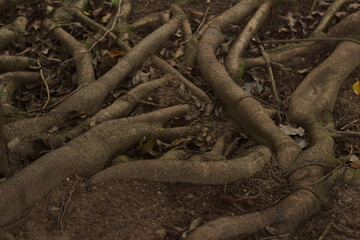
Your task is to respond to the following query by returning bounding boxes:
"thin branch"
[256,38,282,107]
[180,6,209,45]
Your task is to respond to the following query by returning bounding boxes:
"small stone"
[155,228,167,240]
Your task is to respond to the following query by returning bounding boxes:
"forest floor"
[1,0,360,239]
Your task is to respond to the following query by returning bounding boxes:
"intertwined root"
[0,0,360,239]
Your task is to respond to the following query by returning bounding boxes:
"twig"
[141,0,150,12]
[309,163,345,186]
[60,0,123,66]
[59,178,79,233]
[340,119,359,131]
[180,6,209,45]
[284,162,337,178]
[27,84,85,113]
[256,38,282,107]
[327,128,360,138]
[259,37,360,45]
[318,219,334,240]
[39,63,51,109]
[88,0,123,52]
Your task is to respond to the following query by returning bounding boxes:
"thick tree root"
[0,105,189,226]
[91,138,271,184]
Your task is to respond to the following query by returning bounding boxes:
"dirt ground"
[1,0,360,239]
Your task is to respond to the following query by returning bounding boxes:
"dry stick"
[257,39,282,107]
[340,119,359,131]
[259,37,360,45]
[59,178,79,233]
[27,85,85,113]
[39,67,50,109]
[318,220,334,240]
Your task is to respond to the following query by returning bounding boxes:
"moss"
[235,58,246,85]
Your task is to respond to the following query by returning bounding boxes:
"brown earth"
[1,0,360,239]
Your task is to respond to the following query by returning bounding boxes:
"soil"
[1,0,360,239]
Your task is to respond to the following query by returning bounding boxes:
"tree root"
[0,72,41,116]
[91,132,271,184]
[0,55,37,73]
[0,16,28,51]
[4,11,183,141]
[225,0,274,81]
[312,0,355,36]
[189,11,360,239]
[42,19,96,86]
[197,0,300,169]
[244,10,360,68]
[0,105,189,226]
[47,75,172,148]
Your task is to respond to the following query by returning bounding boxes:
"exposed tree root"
[91,134,271,184]
[0,55,37,73]
[225,0,274,81]
[47,75,172,148]
[42,19,96,86]
[0,72,41,116]
[4,10,183,141]
[0,105,190,226]
[197,0,300,168]
[312,0,355,36]
[244,10,360,68]
[189,14,360,240]
[1,0,360,237]
[0,16,28,51]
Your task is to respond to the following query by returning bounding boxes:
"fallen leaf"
[137,137,156,155]
[174,45,185,58]
[279,124,305,136]
[350,161,360,169]
[353,81,360,95]
[189,217,203,231]
[107,49,124,57]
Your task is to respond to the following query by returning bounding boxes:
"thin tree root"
[42,19,96,86]
[225,0,274,80]
[244,10,360,68]
[47,75,172,148]
[312,0,355,36]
